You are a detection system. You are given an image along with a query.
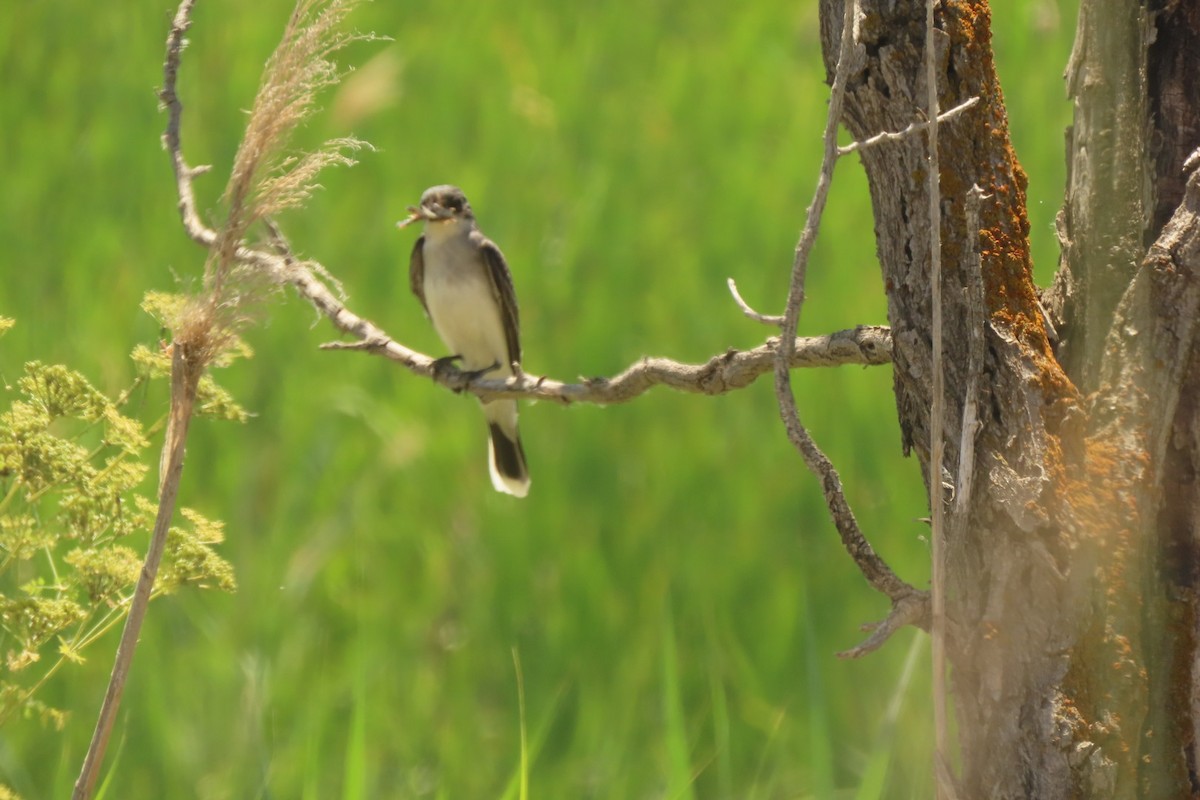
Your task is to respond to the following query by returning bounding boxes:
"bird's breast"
[421,238,511,375]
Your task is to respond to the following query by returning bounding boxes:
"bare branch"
[774,0,924,639]
[78,5,368,796]
[264,217,346,300]
[932,184,983,800]
[325,326,893,403]
[837,96,979,156]
[159,0,212,249]
[935,753,964,800]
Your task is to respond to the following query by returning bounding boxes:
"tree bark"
[1055,3,1200,798]
[1049,0,1152,394]
[818,1,1200,797]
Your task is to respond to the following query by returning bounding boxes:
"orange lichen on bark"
[938,1,1053,367]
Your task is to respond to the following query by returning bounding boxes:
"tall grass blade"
[663,602,696,800]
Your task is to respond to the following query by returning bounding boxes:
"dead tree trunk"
[818,1,1200,797]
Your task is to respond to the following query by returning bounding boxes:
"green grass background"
[0,1,1075,797]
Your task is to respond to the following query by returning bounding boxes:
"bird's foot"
[459,360,501,382]
[432,355,467,392]
[431,356,501,393]
[431,354,463,380]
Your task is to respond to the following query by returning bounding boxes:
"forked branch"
[773,0,937,660]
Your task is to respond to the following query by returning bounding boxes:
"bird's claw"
[459,360,501,382]
[431,355,501,393]
[431,354,463,382]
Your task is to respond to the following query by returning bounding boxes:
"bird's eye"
[446,198,461,211]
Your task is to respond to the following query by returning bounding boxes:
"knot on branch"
[694,348,741,394]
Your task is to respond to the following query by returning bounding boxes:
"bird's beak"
[396,205,428,229]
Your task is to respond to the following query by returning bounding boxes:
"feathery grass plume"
[222,0,370,247]
[75,5,373,795]
[152,0,325,471]
[176,0,371,373]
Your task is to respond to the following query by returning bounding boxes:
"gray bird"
[397,185,530,497]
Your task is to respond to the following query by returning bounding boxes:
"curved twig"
[727,277,785,325]
[774,0,926,656]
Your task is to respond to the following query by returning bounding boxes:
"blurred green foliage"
[0,1,1076,797]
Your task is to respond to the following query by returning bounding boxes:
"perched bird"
[397,185,531,497]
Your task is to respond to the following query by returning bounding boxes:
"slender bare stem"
[159,0,211,250]
[76,1,363,793]
[73,344,203,800]
[922,2,955,798]
[74,7,207,795]
[929,183,985,795]
[773,0,926,658]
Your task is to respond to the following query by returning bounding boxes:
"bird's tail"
[483,399,530,497]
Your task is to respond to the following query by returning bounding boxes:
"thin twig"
[774,0,924,647]
[922,1,954,797]
[837,97,979,156]
[727,277,785,325]
[74,10,206,794]
[158,0,212,250]
[79,4,362,794]
[264,217,347,300]
[935,752,963,800]
[931,188,983,780]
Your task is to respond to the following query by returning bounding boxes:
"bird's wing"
[472,230,522,367]
[409,235,428,315]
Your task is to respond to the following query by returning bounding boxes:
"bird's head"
[396,185,475,232]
